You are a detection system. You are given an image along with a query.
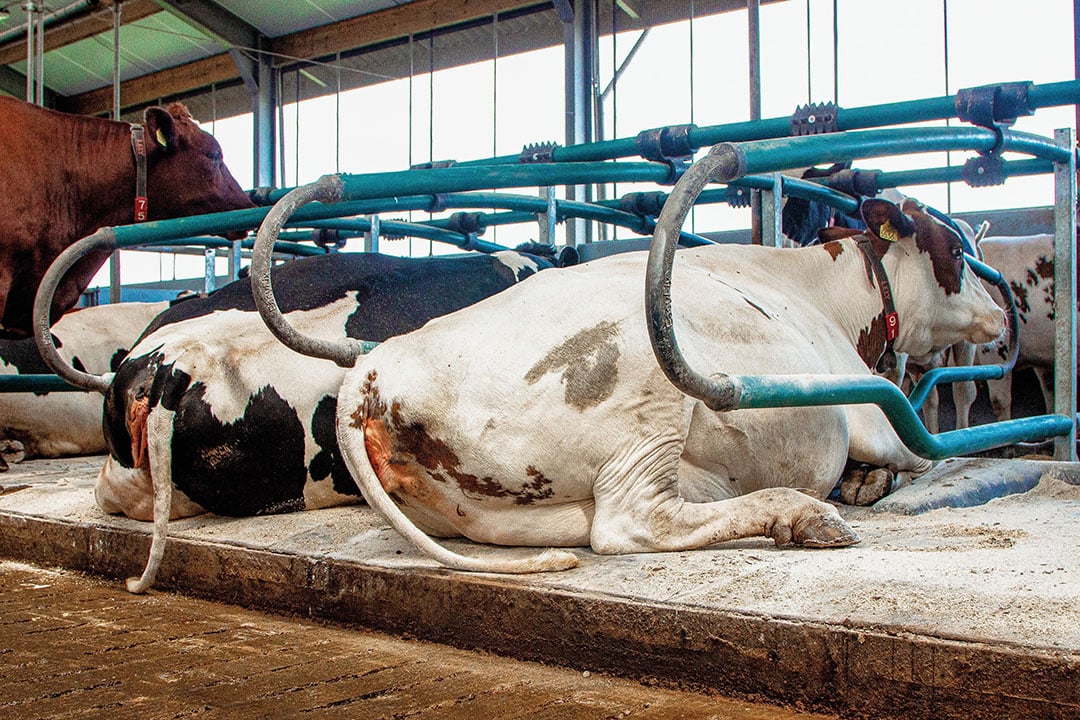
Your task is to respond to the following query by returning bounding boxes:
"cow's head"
[864,197,1004,356]
[143,103,254,231]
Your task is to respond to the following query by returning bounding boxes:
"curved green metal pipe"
[735,373,1072,460]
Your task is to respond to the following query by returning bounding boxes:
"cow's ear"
[860,198,915,243]
[144,106,177,155]
[558,245,579,267]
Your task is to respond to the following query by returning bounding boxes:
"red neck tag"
[885,311,899,341]
[134,196,148,222]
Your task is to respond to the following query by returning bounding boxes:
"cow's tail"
[126,408,175,594]
[347,422,579,574]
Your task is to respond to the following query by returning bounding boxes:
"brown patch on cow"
[856,312,888,369]
[907,205,964,296]
[1035,255,1054,280]
[1010,280,1030,321]
[525,321,620,410]
[822,240,845,260]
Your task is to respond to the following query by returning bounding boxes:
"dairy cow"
[101,245,576,592]
[956,233,1061,424]
[0,98,253,339]
[336,198,1005,573]
[0,301,168,470]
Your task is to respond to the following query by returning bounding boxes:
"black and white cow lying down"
[98,245,575,592]
[336,198,1006,573]
[0,301,168,470]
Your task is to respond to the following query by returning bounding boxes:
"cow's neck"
[801,238,899,370]
[59,115,142,237]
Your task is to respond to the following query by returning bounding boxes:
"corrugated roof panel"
[13,11,228,97]
[217,0,401,39]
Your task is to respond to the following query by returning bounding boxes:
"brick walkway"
[0,561,828,720]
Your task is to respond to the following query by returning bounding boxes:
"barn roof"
[0,0,771,121]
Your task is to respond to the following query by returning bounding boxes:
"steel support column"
[1053,127,1077,461]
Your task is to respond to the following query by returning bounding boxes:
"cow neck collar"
[853,235,899,373]
[130,124,149,222]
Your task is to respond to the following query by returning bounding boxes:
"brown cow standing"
[0,97,254,339]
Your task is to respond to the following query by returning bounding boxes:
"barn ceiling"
[0,1,777,119]
[0,0,547,115]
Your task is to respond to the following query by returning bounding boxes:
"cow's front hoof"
[772,510,860,548]
[839,465,893,506]
[0,440,25,469]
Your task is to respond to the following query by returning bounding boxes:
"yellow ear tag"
[878,219,900,242]
[155,129,168,148]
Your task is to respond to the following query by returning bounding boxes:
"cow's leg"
[986,373,1013,421]
[95,455,203,521]
[125,407,177,594]
[841,404,932,506]
[1033,367,1054,414]
[951,341,978,430]
[589,434,858,554]
[0,439,25,470]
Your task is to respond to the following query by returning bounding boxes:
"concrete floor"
[0,454,1078,719]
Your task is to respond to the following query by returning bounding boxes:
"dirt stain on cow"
[356,372,552,505]
[525,321,620,411]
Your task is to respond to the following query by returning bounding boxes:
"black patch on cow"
[0,334,60,375]
[525,321,620,410]
[170,382,308,516]
[102,351,155,468]
[308,394,360,498]
[135,250,557,344]
[109,348,129,373]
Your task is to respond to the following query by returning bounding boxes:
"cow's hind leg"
[589,434,859,555]
[126,407,176,594]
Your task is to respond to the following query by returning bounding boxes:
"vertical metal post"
[365,215,381,254]
[203,248,216,294]
[34,6,43,106]
[747,0,763,244]
[227,240,242,282]
[538,186,557,245]
[253,48,276,190]
[760,173,784,248]
[24,1,35,102]
[109,0,123,305]
[562,0,595,247]
[1053,127,1077,461]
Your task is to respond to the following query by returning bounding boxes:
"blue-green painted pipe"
[106,127,1066,252]
[299,218,501,252]
[733,127,1072,176]
[735,374,1071,459]
[877,159,1054,189]
[448,79,1080,167]
[0,374,84,393]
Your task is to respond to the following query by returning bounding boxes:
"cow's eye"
[205,151,222,163]
[951,245,963,260]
